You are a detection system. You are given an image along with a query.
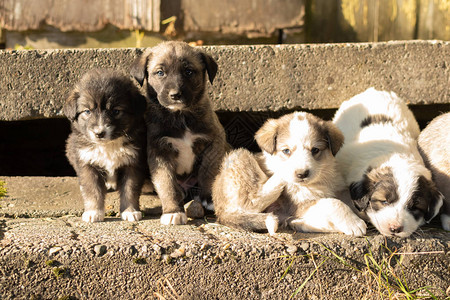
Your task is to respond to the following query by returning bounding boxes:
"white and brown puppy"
[333,88,443,237]
[131,41,228,225]
[65,69,147,223]
[213,112,367,236]
[418,112,450,231]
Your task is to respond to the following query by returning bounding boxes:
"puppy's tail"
[217,212,279,235]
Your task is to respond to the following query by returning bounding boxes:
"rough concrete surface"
[1,41,449,121]
[0,177,449,299]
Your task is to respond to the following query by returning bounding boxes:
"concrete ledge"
[0,177,449,298]
[1,40,449,121]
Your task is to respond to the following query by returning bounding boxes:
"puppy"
[131,41,228,225]
[65,69,147,222]
[333,88,443,237]
[418,112,450,230]
[212,112,367,236]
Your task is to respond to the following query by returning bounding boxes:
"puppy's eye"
[156,70,164,77]
[282,148,291,156]
[373,199,389,205]
[185,69,194,76]
[83,109,91,115]
[111,109,121,116]
[311,147,320,155]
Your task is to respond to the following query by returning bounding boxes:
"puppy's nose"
[296,170,310,179]
[169,91,182,101]
[93,127,106,139]
[389,224,403,234]
[95,131,106,138]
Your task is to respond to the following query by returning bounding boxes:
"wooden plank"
[181,0,305,37]
[0,0,160,32]
[418,0,450,40]
[340,0,416,41]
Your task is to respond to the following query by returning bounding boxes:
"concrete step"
[1,41,449,121]
[0,176,449,299]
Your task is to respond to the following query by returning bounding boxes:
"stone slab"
[0,176,161,218]
[0,176,449,298]
[0,41,449,121]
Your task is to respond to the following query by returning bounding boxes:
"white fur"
[78,136,138,179]
[164,130,207,175]
[82,210,105,223]
[265,214,278,236]
[160,212,187,225]
[333,88,442,237]
[333,88,420,142]
[201,199,215,211]
[121,211,142,222]
[441,215,450,231]
[289,198,366,236]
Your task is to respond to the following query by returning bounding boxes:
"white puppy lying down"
[333,88,443,237]
[212,111,366,236]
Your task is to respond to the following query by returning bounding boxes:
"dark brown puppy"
[65,69,147,222]
[131,41,228,225]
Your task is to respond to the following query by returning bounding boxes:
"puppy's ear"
[200,52,218,84]
[349,175,371,211]
[130,49,151,86]
[420,176,444,223]
[64,90,80,122]
[324,121,344,156]
[255,118,278,154]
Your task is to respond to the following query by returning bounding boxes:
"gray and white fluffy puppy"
[418,112,450,231]
[65,69,147,222]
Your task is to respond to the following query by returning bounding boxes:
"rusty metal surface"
[0,0,160,32]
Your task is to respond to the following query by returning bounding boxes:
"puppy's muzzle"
[389,223,404,234]
[92,126,106,139]
[90,124,112,141]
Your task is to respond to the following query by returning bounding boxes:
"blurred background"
[0,0,449,50]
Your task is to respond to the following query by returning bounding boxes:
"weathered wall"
[0,41,449,121]
[2,0,448,49]
[0,0,161,32]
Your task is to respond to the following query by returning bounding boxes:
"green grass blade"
[290,257,328,299]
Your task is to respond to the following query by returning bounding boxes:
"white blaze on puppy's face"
[264,113,331,185]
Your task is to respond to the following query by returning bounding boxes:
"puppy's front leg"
[117,165,144,222]
[151,158,187,225]
[289,198,367,236]
[78,165,106,222]
[250,173,285,212]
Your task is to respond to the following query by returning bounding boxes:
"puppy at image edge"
[333,88,443,237]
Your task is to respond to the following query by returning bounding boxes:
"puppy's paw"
[265,214,279,235]
[441,214,450,231]
[201,198,215,211]
[82,210,105,223]
[338,214,367,237]
[160,212,187,225]
[121,211,142,222]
